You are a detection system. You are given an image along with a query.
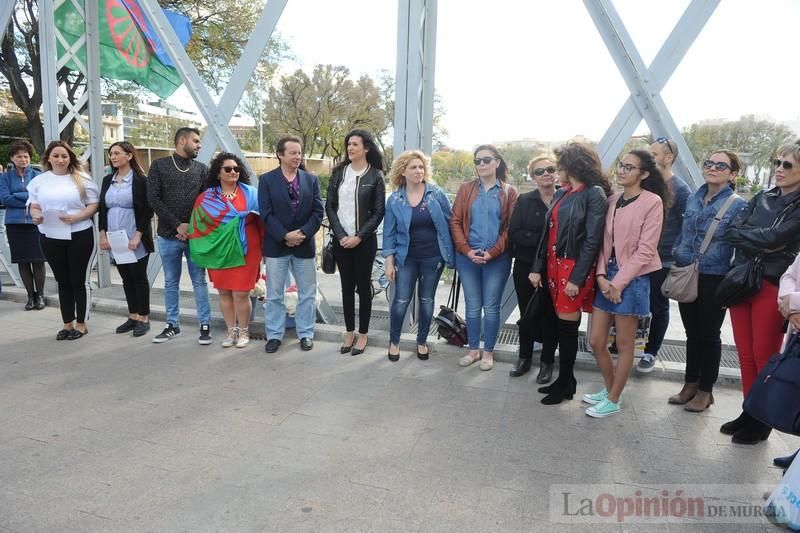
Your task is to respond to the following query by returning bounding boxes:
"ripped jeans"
[389,255,445,345]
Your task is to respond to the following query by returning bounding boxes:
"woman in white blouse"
[28,141,100,340]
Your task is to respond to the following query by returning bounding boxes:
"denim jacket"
[383,182,455,267]
[0,166,41,224]
[659,175,691,267]
[672,184,746,275]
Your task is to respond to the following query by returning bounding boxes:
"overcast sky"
[179,0,800,150]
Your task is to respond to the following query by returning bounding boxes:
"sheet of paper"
[40,210,71,240]
[106,230,137,264]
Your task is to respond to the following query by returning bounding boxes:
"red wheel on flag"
[106,0,151,68]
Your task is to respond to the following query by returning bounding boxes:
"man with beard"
[147,127,212,345]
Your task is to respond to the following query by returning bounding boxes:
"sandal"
[67,328,88,340]
[458,352,481,367]
[56,328,71,341]
[236,328,250,348]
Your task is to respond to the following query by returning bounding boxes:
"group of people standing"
[3,127,800,441]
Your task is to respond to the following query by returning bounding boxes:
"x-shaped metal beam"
[585,0,720,189]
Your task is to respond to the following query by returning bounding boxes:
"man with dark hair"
[147,126,212,344]
[259,135,324,353]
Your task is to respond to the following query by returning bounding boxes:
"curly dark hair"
[332,129,385,174]
[556,142,612,196]
[205,152,251,191]
[627,149,673,208]
[9,139,34,158]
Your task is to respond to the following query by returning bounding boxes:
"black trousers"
[40,227,96,324]
[117,254,150,316]
[678,274,726,392]
[512,259,556,364]
[333,236,377,333]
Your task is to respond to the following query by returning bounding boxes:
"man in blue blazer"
[258,135,324,353]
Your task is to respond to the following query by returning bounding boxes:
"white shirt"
[337,164,359,236]
[27,171,100,233]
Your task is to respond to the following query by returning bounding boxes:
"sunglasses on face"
[655,137,674,155]
[703,160,731,172]
[474,157,496,166]
[617,163,640,173]
[774,159,795,171]
[533,166,556,177]
[222,166,240,174]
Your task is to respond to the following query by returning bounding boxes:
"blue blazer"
[258,167,324,258]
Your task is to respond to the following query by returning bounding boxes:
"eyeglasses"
[533,166,556,177]
[474,157,496,166]
[703,160,732,172]
[774,159,795,171]
[222,166,240,174]
[617,163,640,173]
[655,137,674,155]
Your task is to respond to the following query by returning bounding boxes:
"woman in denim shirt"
[668,150,745,413]
[383,150,454,362]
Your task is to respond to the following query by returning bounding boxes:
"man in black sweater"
[147,127,212,345]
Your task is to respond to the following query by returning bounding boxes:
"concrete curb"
[0,285,743,388]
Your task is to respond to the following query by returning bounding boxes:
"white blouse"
[337,164,359,236]
[27,171,100,233]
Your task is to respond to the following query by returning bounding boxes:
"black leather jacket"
[509,189,549,263]
[723,187,800,283]
[325,165,386,241]
[532,184,608,285]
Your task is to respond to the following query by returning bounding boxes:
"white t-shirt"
[337,164,359,236]
[27,171,100,233]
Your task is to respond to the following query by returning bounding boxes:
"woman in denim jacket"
[668,150,745,413]
[383,150,454,362]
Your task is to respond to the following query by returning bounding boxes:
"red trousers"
[729,281,785,397]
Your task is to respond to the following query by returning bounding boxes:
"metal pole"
[39,0,60,144]
[420,0,437,154]
[393,0,410,153]
[0,0,14,43]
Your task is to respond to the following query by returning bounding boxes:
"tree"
[431,150,474,184]
[0,0,285,154]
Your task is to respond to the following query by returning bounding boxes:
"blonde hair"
[43,140,88,199]
[527,154,555,175]
[777,141,800,164]
[388,150,431,189]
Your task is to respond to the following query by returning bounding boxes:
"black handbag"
[744,334,800,435]
[714,256,763,308]
[321,231,336,274]
[434,272,468,347]
[517,287,547,343]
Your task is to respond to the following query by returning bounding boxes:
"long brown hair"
[42,140,88,199]
[109,141,145,176]
[556,142,612,196]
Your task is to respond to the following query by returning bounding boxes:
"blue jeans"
[157,236,210,327]
[265,255,317,340]
[389,256,445,345]
[455,252,512,352]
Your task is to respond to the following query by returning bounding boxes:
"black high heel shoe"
[417,344,429,361]
[388,350,400,362]
[351,335,368,356]
[340,333,354,354]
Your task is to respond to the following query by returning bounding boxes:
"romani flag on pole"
[54,0,191,99]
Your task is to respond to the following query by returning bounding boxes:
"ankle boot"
[720,411,750,435]
[668,382,699,405]
[732,417,772,444]
[684,390,714,412]
[34,293,46,310]
[509,357,532,377]
[541,379,575,405]
[536,362,554,384]
[25,292,35,311]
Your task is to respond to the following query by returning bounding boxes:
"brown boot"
[668,382,699,405]
[685,390,714,412]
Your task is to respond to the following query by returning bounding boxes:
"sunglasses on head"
[474,157,496,166]
[703,160,731,172]
[533,166,556,177]
[222,166,240,174]
[774,159,795,171]
[655,137,674,155]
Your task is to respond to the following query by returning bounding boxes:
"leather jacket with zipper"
[723,187,800,283]
[532,184,608,286]
[325,165,386,241]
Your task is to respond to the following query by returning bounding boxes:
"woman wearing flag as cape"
[188,153,263,348]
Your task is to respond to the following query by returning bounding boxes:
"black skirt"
[6,224,46,263]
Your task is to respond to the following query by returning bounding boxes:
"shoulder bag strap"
[698,194,739,256]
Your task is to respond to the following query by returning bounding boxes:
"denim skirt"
[593,258,651,317]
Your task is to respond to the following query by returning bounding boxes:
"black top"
[611,194,640,258]
[508,189,550,263]
[407,200,440,259]
[146,154,208,238]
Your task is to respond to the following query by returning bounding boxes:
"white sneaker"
[221,327,237,348]
[236,328,250,348]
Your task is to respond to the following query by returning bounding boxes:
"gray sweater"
[147,154,208,238]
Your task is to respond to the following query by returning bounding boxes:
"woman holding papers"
[28,141,100,340]
[188,152,263,348]
[98,142,154,338]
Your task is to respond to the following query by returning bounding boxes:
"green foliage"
[318,173,331,200]
[431,150,475,183]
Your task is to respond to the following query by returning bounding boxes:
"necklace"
[221,185,237,200]
[171,154,191,173]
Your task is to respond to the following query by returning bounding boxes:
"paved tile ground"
[0,299,797,532]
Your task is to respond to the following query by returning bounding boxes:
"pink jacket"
[596,190,664,291]
[779,254,800,314]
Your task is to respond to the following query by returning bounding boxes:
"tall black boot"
[541,318,579,405]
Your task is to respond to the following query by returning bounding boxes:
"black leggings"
[679,274,727,392]
[18,261,46,296]
[333,237,377,333]
[117,254,150,316]
[40,227,96,324]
